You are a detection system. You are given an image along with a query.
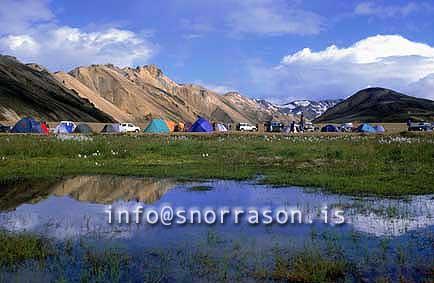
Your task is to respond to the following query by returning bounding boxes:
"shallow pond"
[0,175,433,282]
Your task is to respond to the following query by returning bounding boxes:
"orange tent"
[165,120,176,132]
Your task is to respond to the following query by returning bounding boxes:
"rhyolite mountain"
[0,55,115,122]
[314,87,434,123]
[59,64,294,124]
[0,55,294,124]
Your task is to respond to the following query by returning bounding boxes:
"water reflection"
[0,176,433,242]
[51,175,176,204]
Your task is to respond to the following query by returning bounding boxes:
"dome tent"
[101,124,121,133]
[54,123,74,134]
[356,123,377,133]
[374,125,385,133]
[144,119,170,133]
[74,123,94,134]
[321,125,339,132]
[215,123,228,132]
[189,117,213,132]
[165,120,176,132]
[11,117,48,134]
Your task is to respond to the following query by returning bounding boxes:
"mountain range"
[256,99,343,120]
[1,54,433,124]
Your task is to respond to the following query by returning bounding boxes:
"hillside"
[67,64,292,123]
[0,55,114,122]
[314,88,434,123]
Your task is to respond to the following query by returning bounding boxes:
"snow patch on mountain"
[256,99,342,120]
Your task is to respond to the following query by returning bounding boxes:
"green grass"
[0,231,53,268]
[0,133,433,196]
[1,228,432,282]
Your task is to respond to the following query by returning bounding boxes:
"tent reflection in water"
[101,124,121,133]
[189,117,214,132]
[74,123,94,134]
[11,117,49,134]
[144,118,170,133]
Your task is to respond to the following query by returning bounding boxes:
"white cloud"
[226,0,323,35]
[354,1,427,18]
[0,0,53,34]
[408,74,434,100]
[0,35,40,54]
[0,26,155,71]
[249,35,434,102]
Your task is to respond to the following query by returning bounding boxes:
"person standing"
[299,112,305,132]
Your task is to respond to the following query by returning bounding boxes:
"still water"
[0,175,433,282]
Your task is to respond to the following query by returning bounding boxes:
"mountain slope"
[255,99,341,120]
[53,71,133,122]
[278,99,342,120]
[68,64,290,123]
[0,55,114,122]
[224,92,294,122]
[314,87,434,123]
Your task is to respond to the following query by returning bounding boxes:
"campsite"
[2,1,434,281]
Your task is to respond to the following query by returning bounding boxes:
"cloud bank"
[249,35,434,102]
[0,0,155,71]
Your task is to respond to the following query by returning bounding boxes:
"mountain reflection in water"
[0,176,433,242]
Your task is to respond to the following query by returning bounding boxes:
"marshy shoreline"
[0,132,433,196]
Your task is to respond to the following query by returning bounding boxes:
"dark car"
[266,121,284,132]
[0,123,11,133]
[408,122,433,131]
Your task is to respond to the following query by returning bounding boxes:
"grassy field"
[0,132,433,196]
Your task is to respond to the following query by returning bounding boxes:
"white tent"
[215,123,228,132]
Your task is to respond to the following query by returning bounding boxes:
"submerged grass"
[0,133,433,196]
[0,231,53,268]
[0,228,433,282]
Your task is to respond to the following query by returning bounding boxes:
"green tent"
[144,119,170,133]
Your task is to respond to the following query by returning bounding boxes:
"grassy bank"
[0,133,433,196]
[0,229,433,282]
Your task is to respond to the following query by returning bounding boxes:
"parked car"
[340,123,354,132]
[0,123,10,133]
[302,122,315,132]
[266,121,284,132]
[408,122,433,131]
[120,123,141,133]
[238,123,257,132]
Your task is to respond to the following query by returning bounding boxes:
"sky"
[1,0,434,103]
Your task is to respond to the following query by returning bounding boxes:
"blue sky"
[1,0,434,103]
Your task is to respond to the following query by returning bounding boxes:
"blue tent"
[54,123,74,134]
[374,125,385,133]
[189,117,214,132]
[144,119,170,133]
[356,123,377,133]
[321,125,339,132]
[11,117,45,134]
